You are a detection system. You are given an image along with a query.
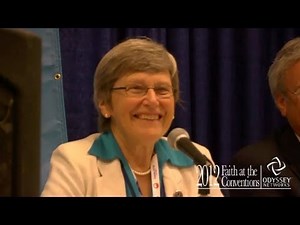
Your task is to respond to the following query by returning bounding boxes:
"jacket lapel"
[96,159,126,196]
[276,126,300,195]
[163,165,184,197]
[277,126,300,180]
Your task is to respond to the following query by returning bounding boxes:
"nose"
[143,88,159,104]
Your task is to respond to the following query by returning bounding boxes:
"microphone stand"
[198,168,210,196]
[175,137,216,196]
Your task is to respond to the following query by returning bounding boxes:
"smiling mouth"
[135,114,162,120]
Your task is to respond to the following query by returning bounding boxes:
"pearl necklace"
[131,168,151,176]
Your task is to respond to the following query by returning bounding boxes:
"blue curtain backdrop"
[27,28,68,191]
[59,28,299,166]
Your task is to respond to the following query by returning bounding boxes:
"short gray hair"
[93,37,180,132]
[268,37,300,100]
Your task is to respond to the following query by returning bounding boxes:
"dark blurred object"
[0,28,41,196]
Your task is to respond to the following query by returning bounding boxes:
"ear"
[275,93,287,117]
[98,100,111,117]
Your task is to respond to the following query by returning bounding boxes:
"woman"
[41,37,223,197]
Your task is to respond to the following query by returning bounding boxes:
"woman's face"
[100,71,175,144]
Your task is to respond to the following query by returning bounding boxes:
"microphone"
[167,127,214,196]
[167,128,214,168]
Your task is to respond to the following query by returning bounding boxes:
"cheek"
[292,102,300,119]
[162,101,175,116]
[111,97,136,115]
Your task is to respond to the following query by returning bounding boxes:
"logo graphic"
[197,156,292,190]
[266,157,286,176]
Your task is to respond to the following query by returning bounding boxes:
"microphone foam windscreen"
[167,127,190,148]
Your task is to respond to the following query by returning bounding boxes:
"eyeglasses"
[111,84,174,98]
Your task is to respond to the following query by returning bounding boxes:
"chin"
[138,129,162,140]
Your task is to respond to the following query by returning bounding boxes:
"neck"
[111,129,156,170]
[117,142,154,171]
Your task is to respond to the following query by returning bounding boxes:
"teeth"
[138,114,159,120]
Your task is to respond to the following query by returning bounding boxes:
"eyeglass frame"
[111,83,174,99]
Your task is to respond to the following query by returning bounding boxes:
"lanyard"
[150,154,160,197]
[130,154,161,197]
